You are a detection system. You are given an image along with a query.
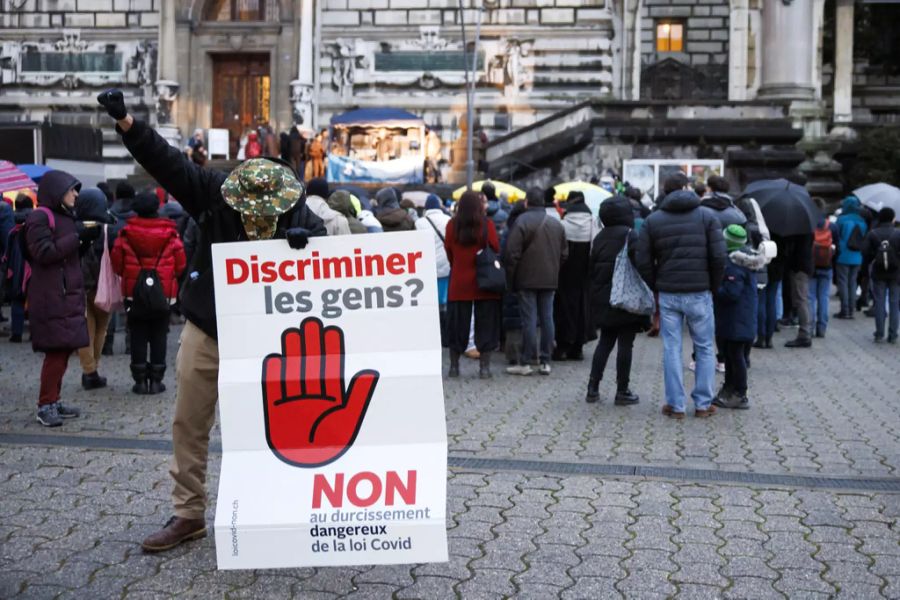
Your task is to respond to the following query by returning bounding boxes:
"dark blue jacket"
[714,249,765,342]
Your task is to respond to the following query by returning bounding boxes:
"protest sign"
[211,231,448,570]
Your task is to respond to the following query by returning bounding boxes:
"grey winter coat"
[504,206,568,291]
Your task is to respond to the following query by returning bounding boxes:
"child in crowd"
[713,225,765,410]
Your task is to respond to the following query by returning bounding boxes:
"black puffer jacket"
[589,196,651,332]
[118,118,326,340]
[636,190,726,293]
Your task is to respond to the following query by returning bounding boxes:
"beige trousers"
[170,321,220,520]
[77,291,111,374]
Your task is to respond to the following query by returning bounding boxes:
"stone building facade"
[1,0,898,185]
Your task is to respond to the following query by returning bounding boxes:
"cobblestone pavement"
[1,312,899,598]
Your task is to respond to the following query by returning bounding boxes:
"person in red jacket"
[444,190,501,379]
[111,192,186,394]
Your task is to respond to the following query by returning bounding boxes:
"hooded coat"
[715,249,765,342]
[636,190,727,294]
[589,196,651,332]
[306,195,351,236]
[374,188,414,232]
[701,193,748,229]
[835,196,868,266]
[111,216,187,299]
[75,188,115,292]
[117,118,325,339]
[554,197,597,349]
[327,191,367,234]
[24,170,89,352]
[415,208,451,278]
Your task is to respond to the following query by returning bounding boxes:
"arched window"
[204,0,265,22]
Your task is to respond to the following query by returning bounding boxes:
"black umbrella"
[741,178,818,237]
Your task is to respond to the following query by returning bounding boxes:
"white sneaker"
[716,362,725,373]
[506,365,534,376]
[538,363,552,376]
[688,361,696,372]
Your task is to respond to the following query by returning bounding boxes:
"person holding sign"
[97,89,327,553]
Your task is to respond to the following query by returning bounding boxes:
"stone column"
[290,0,315,127]
[758,0,815,100]
[155,0,181,146]
[832,0,854,123]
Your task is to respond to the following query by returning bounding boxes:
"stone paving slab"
[2,312,898,477]
[2,445,900,599]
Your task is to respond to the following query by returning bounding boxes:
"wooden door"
[211,53,271,158]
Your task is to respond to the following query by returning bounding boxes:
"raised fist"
[262,317,379,468]
[97,88,127,120]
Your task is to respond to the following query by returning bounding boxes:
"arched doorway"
[211,53,271,159]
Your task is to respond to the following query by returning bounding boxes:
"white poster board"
[211,231,448,570]
[207,128,230,159]
[623,159,725,207]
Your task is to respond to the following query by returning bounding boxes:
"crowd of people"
[0,86,897,554]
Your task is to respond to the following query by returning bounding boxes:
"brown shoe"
[141,516,207,553]
[695,405,718,418]
[661,405,685,420]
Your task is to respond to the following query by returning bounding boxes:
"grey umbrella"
[853,183,900,219]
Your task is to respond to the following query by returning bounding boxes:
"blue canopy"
[17,164,52,183]
[331,108,424,127]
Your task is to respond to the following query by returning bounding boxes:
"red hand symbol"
[262,317,379,468]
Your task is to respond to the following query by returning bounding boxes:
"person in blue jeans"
[834,196,868,318]
[636,174,726,418]
[863,207,900,343]
[809,206,834,338]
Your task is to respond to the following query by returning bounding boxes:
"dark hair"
[878,207,896,224]
[14,193,33,211]
[452,191,484,246]
[481,182,496,200]
[812,196,827,212]
[663,173,690,195]
[693,182,707,197]
[115,181,135,200]
[97,181,114,205]
[707,175,729,193]
[526,187,545,207]
[625,186,642,202]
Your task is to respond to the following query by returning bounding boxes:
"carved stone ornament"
[155,79,179,126]
[488,38,534,95]
[289,79,313,126]
[328,38,368,98]
[0,30,154,89]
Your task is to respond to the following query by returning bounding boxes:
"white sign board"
[207,128,230,159]
[211,231,448,570]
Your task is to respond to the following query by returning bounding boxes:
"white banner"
[211,231,448,570]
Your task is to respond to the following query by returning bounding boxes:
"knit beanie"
[425,194,442,211]
[724,224,748,251]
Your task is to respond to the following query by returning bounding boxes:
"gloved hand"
[286,227,310,249]
[76,222,101,242]
[97,88,127,120]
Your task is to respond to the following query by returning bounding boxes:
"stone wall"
[316,0,618,146]
[638,0,730,100]
[0,0,159,136]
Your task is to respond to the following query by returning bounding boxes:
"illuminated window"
[204,0,265,22]
[656,21,684,52]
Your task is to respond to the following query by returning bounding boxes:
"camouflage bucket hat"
[220,158,304,240]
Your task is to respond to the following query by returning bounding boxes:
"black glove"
[97,88,127,120]
[76,222,102,242]
[286,227,310,250]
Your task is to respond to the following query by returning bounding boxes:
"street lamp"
[458,0,484,190]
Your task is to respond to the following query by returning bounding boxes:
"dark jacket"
[714,249,765,342]
[107,198,136,249]
[118,118,326,339]
[636,190,726,293]
[0,200,14,257]
[863,223,900,282]
[701,193,747,229]
[784,234,814,276]
[504,206,568,291]
[75,188,115,293]
[24,170,89,352]
[589,196,651,332]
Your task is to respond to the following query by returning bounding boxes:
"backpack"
[2,224,30,302]
[127,240,170,319]
[873,238,900,275]
[813,226,834,269]
[846,224,864,252]
[7,207,56,299]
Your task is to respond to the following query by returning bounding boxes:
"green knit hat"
[724,224,748,251]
